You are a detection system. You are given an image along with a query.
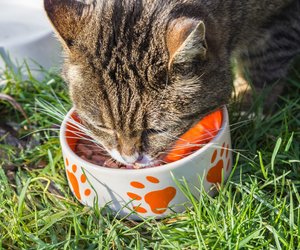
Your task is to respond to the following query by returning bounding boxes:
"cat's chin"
[108,149,158,168]
[130,154,159,169]
[132,161,161,169]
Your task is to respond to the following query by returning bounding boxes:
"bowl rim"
[60,106,230,174]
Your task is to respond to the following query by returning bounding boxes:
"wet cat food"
[74,139,128,169]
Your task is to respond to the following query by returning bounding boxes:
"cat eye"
[143,128,168,135]
[94,124,115,134]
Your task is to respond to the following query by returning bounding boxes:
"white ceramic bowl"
[60,107,232,220]
[0,0,61,79]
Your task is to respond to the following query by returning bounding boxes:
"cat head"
[45,0,232,166]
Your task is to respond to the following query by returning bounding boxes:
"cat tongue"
[132,154,155,169]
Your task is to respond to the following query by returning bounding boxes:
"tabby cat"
[44,0,300,166]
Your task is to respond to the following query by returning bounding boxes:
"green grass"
[0,62,299,249]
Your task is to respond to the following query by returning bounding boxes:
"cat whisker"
[35,101,66,121]
[66,136,106,150]
[163,143,255,165]
[49,88,69,114]
[36,109,65,123]
[20,127,61,139]
[64,118,90,133]
[156,117,254,146]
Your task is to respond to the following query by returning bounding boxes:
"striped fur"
[237,0,300,87]
[45,0,300,165]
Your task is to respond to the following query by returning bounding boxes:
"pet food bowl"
[60,107,232,220]
[0,0,61,79]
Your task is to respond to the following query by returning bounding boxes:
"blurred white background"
[0,0,62,79]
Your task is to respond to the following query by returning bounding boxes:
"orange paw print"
[206,143,231,184]
[65,158,92,201]
[127,176,177,215]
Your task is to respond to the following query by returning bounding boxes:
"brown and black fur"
[44,0,300,165]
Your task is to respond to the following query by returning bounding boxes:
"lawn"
[0,61,299,249]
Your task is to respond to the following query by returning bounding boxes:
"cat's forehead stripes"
[78,1,170,87]
[94,79,147,135]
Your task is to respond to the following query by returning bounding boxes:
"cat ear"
[44,0,89,50]
[167,19,207,67]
